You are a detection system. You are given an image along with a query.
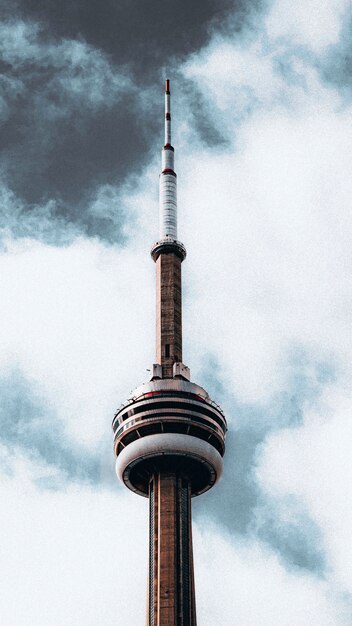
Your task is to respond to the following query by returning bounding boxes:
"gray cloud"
[193,351,334,573]
[252,495,325,573]
[0,369,110,487]
[0,179,130,244]
[321,19,352,98]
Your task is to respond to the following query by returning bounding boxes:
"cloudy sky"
[0,0,352,624]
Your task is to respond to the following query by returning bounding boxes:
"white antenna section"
[165,82,171,145]
[159,79,177,239]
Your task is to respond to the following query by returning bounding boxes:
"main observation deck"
[113,378,227,497]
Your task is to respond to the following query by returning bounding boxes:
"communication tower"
[113,80,227,625]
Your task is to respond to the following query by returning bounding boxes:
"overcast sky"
[1,0,352,624]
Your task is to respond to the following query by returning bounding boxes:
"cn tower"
[113,80,227,625]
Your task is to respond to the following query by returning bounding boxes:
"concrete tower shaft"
[148,473,196,626]
[155,252,182,376]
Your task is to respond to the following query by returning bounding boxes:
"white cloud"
[177,15,352,616]
[194,525,349,625]
[186,106,351,402]
[0,234,155,446]
[265,0,350,53]
[0,453,148,625]
[178,0,352,405]
[257,385,352,595]
[183,39,286,114]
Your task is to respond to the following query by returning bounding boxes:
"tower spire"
[152,78,186,378]
[165,78,171,145]
[159,78,178,240]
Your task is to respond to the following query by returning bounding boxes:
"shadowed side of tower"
[113,80,226,626]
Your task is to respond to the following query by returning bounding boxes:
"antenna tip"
[165,79,170,94]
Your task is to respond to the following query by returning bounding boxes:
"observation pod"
[113,378,226,498]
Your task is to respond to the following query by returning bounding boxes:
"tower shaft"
[148,472,197,626]
[156,252,182,377]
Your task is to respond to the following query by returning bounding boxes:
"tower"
[113,80,227,625]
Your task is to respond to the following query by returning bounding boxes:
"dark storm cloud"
[9,0,237,77]
[0,19,138,242]
[193,351,333,573]
[0,0,256,241]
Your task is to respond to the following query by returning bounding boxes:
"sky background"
[0,0,352,624]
